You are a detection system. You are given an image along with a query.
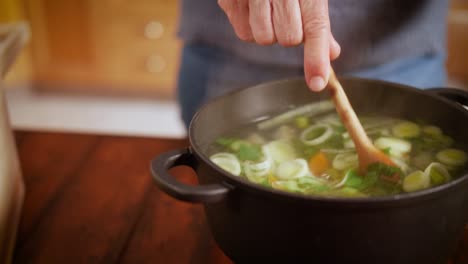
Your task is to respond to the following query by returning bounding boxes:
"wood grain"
[12,131,467,264]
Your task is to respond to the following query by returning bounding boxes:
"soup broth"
[207,101,468,197]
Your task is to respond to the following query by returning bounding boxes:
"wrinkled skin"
[218,0,341,91]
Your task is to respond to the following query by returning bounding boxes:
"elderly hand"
[218,0,340,91]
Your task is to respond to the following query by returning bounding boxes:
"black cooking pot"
[151,78,468,264]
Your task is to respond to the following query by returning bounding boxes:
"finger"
[329,32,341,60]
[271,0,303,46]
[219,0,253,41]
[300,0,331,92]
[249,0,275,45]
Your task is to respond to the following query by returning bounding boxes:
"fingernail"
[309,76,326,91]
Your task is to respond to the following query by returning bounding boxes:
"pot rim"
[189,77,468,205]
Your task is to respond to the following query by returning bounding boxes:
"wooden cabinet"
[447,0,468,83]
[24,0,181,97]
[4,0,468,93]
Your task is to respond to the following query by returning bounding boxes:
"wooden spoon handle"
[327,68,373,150]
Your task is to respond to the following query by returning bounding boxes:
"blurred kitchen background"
[0,0,467,139]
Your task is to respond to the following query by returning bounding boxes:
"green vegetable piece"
[339,187,366,197]
[294,116,309,129]
[273,180,302,193]
[210,153,242,176]
[216,137,237,147]
[425,162,451,186]
[403,170,430,192]
[429,168,445,185]
[344,170,363,188]
[310,184,331,192]
[367,162,402,178]
[361,172,379,188]
[231,140,250,151]
[237,143,262,161]
[304,126,327,141]
[422,125,442,137]
[436,148,467,167]
[342,169,379,190]
[392,121,421,138]
[382,147,391,155]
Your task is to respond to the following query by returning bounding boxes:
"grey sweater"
[178,0,448,73]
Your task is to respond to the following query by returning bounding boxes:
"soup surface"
[208,101,468,197]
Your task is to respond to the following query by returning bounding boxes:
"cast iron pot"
[151,78,468,264]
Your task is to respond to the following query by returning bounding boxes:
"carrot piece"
[309,152,330,176]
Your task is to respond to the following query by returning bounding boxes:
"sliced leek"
[210,153,241,176]
[262,140,296,164]
[403,170,430,192]
[332,153,358,171]
[300,124,333,146]
[275,159,310,179]
[413,152,434,170]
[257,100,334,130]
[424,162,450,185]
[272,180,302,192]
[436,148,467,167]
[422,125,442,137]
[243,158,273,179]
[392,121,421,138]
[374,137,411,158]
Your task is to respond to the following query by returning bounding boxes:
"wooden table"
[11,131,468,264]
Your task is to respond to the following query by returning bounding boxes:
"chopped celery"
[343,170,363,188]
[230,140,249,151]
[237,143,262,161]
[300,124,333,146]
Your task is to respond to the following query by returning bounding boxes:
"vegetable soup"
[207,101,468,197]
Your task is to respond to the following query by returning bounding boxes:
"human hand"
[218,0,340,91]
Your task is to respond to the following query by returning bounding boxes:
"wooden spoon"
[327,67,396,174]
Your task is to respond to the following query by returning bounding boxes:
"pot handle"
[150,148,231,203]
[426,88,468,107]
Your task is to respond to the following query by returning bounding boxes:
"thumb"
[300,0,331,92]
